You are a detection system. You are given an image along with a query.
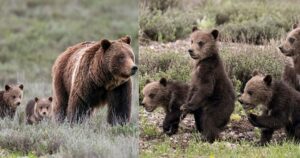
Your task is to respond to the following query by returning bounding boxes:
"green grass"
[0,0,139,157]
[139,0,300,43]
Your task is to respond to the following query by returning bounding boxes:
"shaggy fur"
[181,27,235,143]
[279,24,300,90]
[26,97,52,124]
[239,73,300,145]
[141,78,195,135]
[52,36,137,124]
[0,84,23,119]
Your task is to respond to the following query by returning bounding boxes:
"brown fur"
[52,36,137,124]
[279,24,300,90]
[0,84,23,119]
[239,73,300,145]
[26,97,52,124]
[141,78,198,135]
[181,28,235,143]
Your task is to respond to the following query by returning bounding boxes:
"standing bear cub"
[239,71,300,145]
[0,84,24,119]
[141,78,202,135]
[279,23,300,91]
[52,36,137,124]
[181,27,235,143]
[26,97,52,124]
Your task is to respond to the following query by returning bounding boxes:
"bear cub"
[181,27,235,143]
[26,97,53,124]
[279,23,300,91]
[141,78,200,135]
[239,71,300,145]
[0,84,24,118]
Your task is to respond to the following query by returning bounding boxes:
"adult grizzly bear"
[52,36,137,124]
[0,84,24,118]
[181,27,235,143]
[279,23,300,91]
[239,71,300,145]
[141,78,200,135]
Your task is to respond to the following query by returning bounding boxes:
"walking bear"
[141,78,202,135]
[26,97,52,124]
[239,71,300,145]
[0,84,23,119]
[52,36,137,124]
[181,27,235,143]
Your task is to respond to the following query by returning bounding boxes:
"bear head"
[188,27,219,60]
[101,36,137,80]
[279,23,300,57]
[238,71,273,110]
[141,78,169,112]
[34,97,52,119]
[3,84,23,109]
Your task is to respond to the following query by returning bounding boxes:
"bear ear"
[251,69,261,77]
[5,85,10,91]
[19,84,24,90]
[101,39,111,51]
[263,75,272,86]
[293,23,299,29]
[35,97,39,102]
[211,29,219,40]
[145,79,151,85]
[48,97,53,102]
[159,78,167,87]
[120,36,131,45]
[192,26,198,32]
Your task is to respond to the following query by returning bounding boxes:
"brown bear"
[181,27,235,143]
[141,78,202,135]
[26,97,52,124]
[279,23,300,91]
[52,36,137,124]
[238,71,300,145]
[0,84,24,118]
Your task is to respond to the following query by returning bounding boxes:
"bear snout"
[278,46,284,53]
[188,49,194,54]
[131,65,138,75]
[16,102,21,106]
[237,98,244,104]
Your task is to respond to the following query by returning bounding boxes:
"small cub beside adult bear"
[181,27,235,143]
[0,84,24,119]
[26,97,52,124]
[239,71,300,145]
[141,78,202,135]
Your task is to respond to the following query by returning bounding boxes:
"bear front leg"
[163,110,181,136]
[67,93,90,123]
[193,108,203,132]
[258,129,274,146]
[52,76,69,123]
[248,113,287,129]
[107,80,132,126]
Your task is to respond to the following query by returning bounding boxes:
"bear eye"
[247,90,253,96]
[149,93,155,99]
[288,37,295,44]
[118,55,125,62]
[12,96,16,99]
[198,41,204,47]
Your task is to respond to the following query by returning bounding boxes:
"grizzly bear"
[239,71,300,145]
[279,23,300,91]
[181,27,235,143]
[26,97,52,124]
[0,84,24,118]
[141,78,202,135]
[52,36,137,124]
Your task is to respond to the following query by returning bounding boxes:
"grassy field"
[139,0,300,157]
[0,0,138,157]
